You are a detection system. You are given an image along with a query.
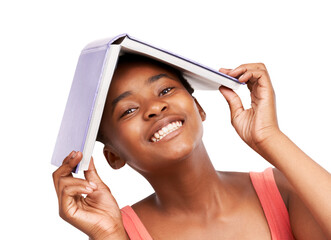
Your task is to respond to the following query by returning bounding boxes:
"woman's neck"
[141,142,228,217]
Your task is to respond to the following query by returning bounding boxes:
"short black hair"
[96,53,194,144]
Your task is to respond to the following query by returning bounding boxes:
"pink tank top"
[121,168,295,239]
[250,168,295,239]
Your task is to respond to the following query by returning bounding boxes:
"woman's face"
[100,61,205,174]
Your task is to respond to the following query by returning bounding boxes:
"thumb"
[219,67,232,75]
[219,86,244,123]
[84,157,119,210]
[84,157,103,185]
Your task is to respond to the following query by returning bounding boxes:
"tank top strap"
[121,205,153,240]
[250,167,295,240]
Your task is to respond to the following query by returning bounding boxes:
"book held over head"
[51,33,242,173]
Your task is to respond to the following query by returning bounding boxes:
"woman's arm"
[264,131,330,239]
[219,64,331,238]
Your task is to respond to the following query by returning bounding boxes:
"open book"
[51,34,242,172]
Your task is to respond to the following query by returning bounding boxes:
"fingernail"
[239,73,247,81]
[89,181,97,188]
[71,151,77,158]
[86,186,93,192]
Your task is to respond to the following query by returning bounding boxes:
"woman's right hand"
[52,151,128,240]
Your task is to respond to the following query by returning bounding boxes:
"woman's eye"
[159,87,174,96]
[120,108,137,118]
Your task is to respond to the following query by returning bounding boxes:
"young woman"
[53,55,331,239]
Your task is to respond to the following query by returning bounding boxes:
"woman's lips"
[150,120,183,142]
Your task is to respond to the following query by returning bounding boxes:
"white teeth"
[151,121,183,142]
[162,127,168,134]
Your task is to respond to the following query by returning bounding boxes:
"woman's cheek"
[117,120,144,151]
[173,92,194,109]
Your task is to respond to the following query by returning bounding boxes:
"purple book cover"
[51,34,124,172]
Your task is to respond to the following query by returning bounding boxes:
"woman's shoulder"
[130,193,161,222]
[216,170,257,200]
[217,168,291,209]
[217,170,251,190]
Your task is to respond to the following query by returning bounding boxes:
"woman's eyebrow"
[111,91,132,110]
[147,73,174,84]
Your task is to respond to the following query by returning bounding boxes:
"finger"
[219,86,245,124]
[228,67,273,96]
[61,183,95,199]
[227,63,268,82]
[59,184,95,220]
[232,63,267,73]
[84,157,104,187]
[219,68,232,75]
[53,152,83,193]
[62,151,76,164]
[240,69,273,95]
[60,152,82,176]
[226,65,248,80]
[58,176,97,197]
[238,70,263,84]
[56,174,96,201]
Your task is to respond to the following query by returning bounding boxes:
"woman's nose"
[144,100,168,119]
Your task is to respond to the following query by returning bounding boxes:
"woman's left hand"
[219,63,280,152]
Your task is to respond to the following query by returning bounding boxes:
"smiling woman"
[98,54,206,175]
[52,54,331,239]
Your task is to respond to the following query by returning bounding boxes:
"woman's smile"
[150,120,183,142]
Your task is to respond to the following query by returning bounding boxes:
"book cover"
[51,36,123,172]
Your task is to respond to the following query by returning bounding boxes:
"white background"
[1,0,330,239]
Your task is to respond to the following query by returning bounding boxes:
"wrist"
[93,232,128,240]
[254,129,285,160]
[91,231,128,240]
[90,223,129,240]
